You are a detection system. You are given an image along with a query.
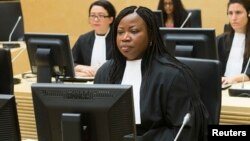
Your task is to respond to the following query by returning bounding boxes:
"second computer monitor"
[160,27,218,60]
[25,33,75,83]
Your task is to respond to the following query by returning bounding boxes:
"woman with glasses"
[157,0,190,28]
[217,0,250,85]
[72,0,116,77]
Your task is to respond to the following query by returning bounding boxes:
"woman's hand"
[74,65,96,77]
[222,74,250,85]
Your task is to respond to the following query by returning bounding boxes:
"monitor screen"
[0,1,24,41]
[153,10,164,27]
[0,94,21,141]
[31,83,136,141]
[160,27,218,60]
[25,33,75,83]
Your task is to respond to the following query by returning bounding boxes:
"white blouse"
[224,32,245,77]
[121,59,142,124]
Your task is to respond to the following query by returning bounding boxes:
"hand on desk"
[222,74,250,85]
[74,65,96,77]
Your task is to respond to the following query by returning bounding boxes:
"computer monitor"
[0,1,24,41]
[31,83,136,141]
[0,94,21,141]
[0,48,14,94]
[25,33,75,83]
[160,27,218,60]
[153,10,164,27]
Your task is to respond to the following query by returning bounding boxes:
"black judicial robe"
[72,30,113,66]
[94,55,208,141]
[216,33,250,77]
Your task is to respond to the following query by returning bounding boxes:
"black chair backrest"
[0,1,24,41]
[177,57,221,124]
[187,9,202,28]
[0,48,14,94]
[153,10,164,27]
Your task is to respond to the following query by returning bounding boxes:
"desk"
[14,77,250,139]
[14,76,37,140]
[220,83,250,124]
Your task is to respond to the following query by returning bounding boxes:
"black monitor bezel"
[0,94,21,141]
[160,27,218,60]
[0,48,13,94]
[31,83,136,141]
[25,32,75,82]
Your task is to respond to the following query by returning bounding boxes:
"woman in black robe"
[94,6,208,141]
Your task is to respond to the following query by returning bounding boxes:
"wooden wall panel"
[20,0,228,46]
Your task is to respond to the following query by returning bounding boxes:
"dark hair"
[226,0,250,58]
[88,0,116,25]
[109,6,207,140]
[110,6,177,83]
[157,0,189,27]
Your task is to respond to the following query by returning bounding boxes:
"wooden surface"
[14,76,250,140]
[14,74,37,140]
[220,83,250,124]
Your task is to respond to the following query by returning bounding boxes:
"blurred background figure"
[72,0,116,77]
[217,0,250,85]
[157,0,191,28]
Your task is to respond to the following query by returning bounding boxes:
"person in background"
[157,0,190,28]
[94,6,208,141]
[217,0,250,85]
[72,0,116,77]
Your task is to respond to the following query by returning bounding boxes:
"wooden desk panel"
[220,83,250,124]
[14,76,37,140]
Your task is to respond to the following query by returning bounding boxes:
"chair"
[0,1,25,41]
[0,48,14,94]
[187,9,202,28]
[153,10,164,27]
[177,57,222,124]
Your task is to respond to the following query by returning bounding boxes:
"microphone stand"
[3,16,22,49]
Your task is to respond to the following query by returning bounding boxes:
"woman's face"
[228,3,248,33]
[163,0,174,15]
[89,5,113,34]
[116,13,149,60]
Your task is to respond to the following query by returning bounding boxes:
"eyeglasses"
[89,15,110,20]
[164,2,173,6]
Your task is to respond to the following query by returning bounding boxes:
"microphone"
[173,113,191,141]
[9,16,22,42]
[180,12,192,28]
[3,16,22,49]
[241,56,250,88]
[228,56,250,97]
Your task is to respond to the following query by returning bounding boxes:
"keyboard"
[59,76,94,83]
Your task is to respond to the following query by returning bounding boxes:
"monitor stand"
[61,113,82,141]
